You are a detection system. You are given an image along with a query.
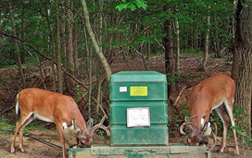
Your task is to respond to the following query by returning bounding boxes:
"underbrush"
[0,116,49,134]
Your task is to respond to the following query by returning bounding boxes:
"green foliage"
[232,103,251,147]
[180,102,189,117]
[92,118,105,137]
[181,49,204,55]
[0,116,45,135]
[209,103,252,147]
[0,49,17,67]
[75,85,83,101]
[0,117,15,133]
[25,121,44,131]
[166,73,180,85]
[116,0,147,11]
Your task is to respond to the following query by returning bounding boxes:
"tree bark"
[80,0,112,81]
[55,0,63,93]
[65,0,75,95]
[175,16,180,78]
[163,8,174,98]
[9,4,26,88]
[45,0,56,92]
[214,17,221,58]
[202,5,211,71]
[232,0,252,139]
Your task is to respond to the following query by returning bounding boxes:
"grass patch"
[0,117,15,133]
[0,116,50,134]
[181,49,204,55]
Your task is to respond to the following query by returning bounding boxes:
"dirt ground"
[0,129,251,158]
[0,54,251,157]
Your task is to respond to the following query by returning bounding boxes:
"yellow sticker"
[130,86,148,96]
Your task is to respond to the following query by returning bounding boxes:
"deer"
[179,74,239,155]
[10,88,110,158]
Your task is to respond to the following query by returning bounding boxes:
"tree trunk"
[214,17,221,58]
[20,8,25,64]
[9,4,26,88]
[0,8,2,49]
[232,0,252,139]
[163,8,174,99]
[73,22,78,76]
[202,5,211,71]
[175,17,180,76]
[65,0,75,95]
[55,0,63,93]
[80,0,112,81]
[45,0,56,92]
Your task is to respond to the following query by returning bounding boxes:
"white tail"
[180,74,239,154]
[10,88,110,158]
[15,94,19,115]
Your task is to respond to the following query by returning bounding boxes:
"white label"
[119,86,127,92]
[127,107,150,127]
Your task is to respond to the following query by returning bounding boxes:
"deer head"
[180,115,216,151]
[74,115,111,147]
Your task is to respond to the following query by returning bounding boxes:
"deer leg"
[56,122,67,158]
[10,119,22,153]
[216,105,230,153]
[18,115,34,153]
[224,100,239,155]
[10,113,33,153]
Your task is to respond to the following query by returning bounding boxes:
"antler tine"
[185,115,198,122]
[213,122,217,136]
[206,132,216,151]
[90,115,111,136]
[179,115,198,135]
[179,122,193,135]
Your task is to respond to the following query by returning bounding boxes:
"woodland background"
[0,0,252,154]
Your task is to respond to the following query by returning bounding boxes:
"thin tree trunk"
[214,17,221,58]
[175,17,180,76]
[9,4,26,88]
[80,0,111,81]
[0,8,2,49]
[147,30,150,61]
[202,5,211,71]
[83,26,92,119]
[65,0,75,95]
[55,0,63,93]
[163,8,174,99]
[45,0,56,92]
[73,22,78,76]
[20,8,25,64]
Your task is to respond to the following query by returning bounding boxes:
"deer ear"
[87,118,94,130]
[202,122,212,135]
[72,119,81,130]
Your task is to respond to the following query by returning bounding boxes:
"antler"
[90,115,111,137]
[204,131,216,151]
[179,115,198,135]
[202,122,217,151]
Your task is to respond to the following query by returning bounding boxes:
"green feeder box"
[110,71,168,146]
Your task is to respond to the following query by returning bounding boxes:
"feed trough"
[69,71,210,158]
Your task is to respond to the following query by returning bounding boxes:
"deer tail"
[15,93,19,115]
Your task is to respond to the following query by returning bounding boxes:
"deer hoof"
[19,148,26,153]
[10,147,15,154]
[217,149,224,153]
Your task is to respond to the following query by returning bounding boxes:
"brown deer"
[180,74,239,154]
[10,88,110,158]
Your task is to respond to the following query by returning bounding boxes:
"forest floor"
[0,53,251,158]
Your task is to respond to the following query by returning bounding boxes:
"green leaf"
[116,3,128,12]
[128,3,136,11]
[136,0,147,9]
